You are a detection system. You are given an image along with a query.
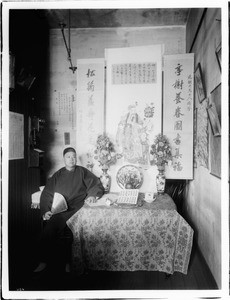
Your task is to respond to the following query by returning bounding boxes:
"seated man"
[34,147,104,273]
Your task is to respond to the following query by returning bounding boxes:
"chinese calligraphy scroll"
[53,91,76,130]
[163,54,194,179]
[112,63,157,85]
[76,58,105,166]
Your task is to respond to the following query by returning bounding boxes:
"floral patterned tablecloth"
[67,193,193,275]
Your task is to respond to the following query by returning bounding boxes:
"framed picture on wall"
[209,132,221,178]
[215,42,221,72]
[208,84,221,136]
[17,67,36,90]
[208,84,221,178]
[194,63,206,103]
[207,98,221,137]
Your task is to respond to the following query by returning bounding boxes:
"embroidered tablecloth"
[67,193,193,275]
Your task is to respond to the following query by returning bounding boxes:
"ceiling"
[42,9,190,29]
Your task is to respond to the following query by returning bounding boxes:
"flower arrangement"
[150,134,172,169]
[94,134,121,169]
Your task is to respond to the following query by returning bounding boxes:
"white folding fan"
[51,192,68,215]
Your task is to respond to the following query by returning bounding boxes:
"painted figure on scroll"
[116,104,151,165]
[33,147,104,273]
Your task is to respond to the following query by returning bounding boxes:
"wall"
[184,8,221,287]
[41,26,186,177]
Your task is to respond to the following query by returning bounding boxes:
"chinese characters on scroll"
[164,54,194,179]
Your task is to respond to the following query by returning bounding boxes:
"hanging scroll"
[76,58,105,166]
[52,91,76,130]
[105,45,163,192]
[163,54,194,179]
[106,45,163,165]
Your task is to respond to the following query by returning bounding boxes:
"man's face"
[64,151,77,170]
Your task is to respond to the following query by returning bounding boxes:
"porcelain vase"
[156,166,166,194]
[100,168,111,193]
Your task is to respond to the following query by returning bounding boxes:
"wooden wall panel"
[8,10,49,289]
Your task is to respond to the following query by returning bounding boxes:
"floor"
[9,243,218,291]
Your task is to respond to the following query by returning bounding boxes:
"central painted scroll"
[105,45,163,166]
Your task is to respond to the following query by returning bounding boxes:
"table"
[67,193,193,275]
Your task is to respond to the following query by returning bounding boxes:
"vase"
[156,166,166,194]
[100,168,111,193]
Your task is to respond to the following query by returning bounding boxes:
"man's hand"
[43,211,53,220]
[85,196,97,204]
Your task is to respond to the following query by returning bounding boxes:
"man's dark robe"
[38,165,104,265]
